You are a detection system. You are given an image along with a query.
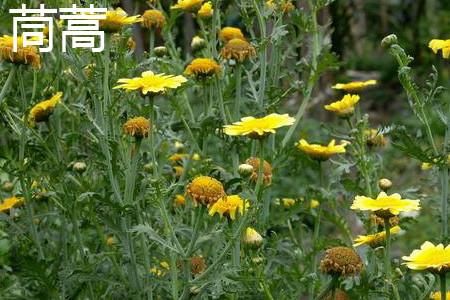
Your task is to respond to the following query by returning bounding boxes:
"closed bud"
[378,178,392,191]
[191,36,206,52]
[243,227,263,248]
[144,162,155,173]
[1,181,14,192]
[381,34,398,48]
[154,46,168,57]
[73,161,87,173]
[238,163,254,177]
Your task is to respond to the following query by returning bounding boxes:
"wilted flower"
[365,129,388,147]
[402,241,450,273]
[189,256,206,275]
[100,8,142,33]
[428,39,450,59]
[171,0,204,12]
[142,9,165,30]
[197,1,213,18]
[0,196,24,213]
[224,113,295,139]
[208,195,249,220]
[324,94,360,117]
[0,35,41,68]
[296,139,347,161]
[186,176,226,206]
[266,0,295,13]
[320,246,363,276]
[123,117,151,139]
[221,38,256,62]
[184,58,221,79]
[28,92,63,126]
[219,27,245,42]
[351,192,420,218]
[127,37,136,51]
[243,227,263,247]
[114,71,187,95]
[245,157,272,185]
[353,226,401,248]
[332,80,377,93]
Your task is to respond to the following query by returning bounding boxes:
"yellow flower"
[100,8,142,33]
[245,157,272,185]
[0,196,24,212]
[402,241,450,272]
[186,176,226,206]
[171,0,204,12]
[168,153,188,163]
[28,92,63,126]
[197,1,213,18]
[430,292,450,300]
[332,80,377,92]
[296,139,347,161]
[421,162,433,170]
[353,226,401,247]
[174,194,186,207]
[142,9,165,30]
[219,27,245,42]
[114,71,187,95]
[351,192,420,217]
[281,198,296,207]
[324,94,360,117]
[208,195,249,220]
[223,113,295,139]
[310,199,320,209]
[184,58,221,79]
[106,236,117,246]
[428,39,450,59]
[243,227,263,247]
[174,166,184,177]
[221,38,256,62]
[0,35,41,68]
[123,117,150,139]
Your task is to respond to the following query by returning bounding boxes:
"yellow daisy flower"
[353,226,401,247]
[324,94,360,117]
[100,8,142,33]
[221,38,256,62]
[114,71,187,95]
[142,9,165,30]
[332,79,377,92]
[0,196,24,212]
[171,0,204,12]
[123,117,150,139]
[430,292,450,300]
[208,195,249,220]
[0,35,41,68]
[197,1,213,18]
[281,198,296,207]
[186,176,226,206]
[223,113,295,139]
[296,139,347,161]
[28,92,63,126]
[402,241,450,272]
[219,27,245,42]
[184,58,221,79]
[351,192,420,217]
[428,39,450,59]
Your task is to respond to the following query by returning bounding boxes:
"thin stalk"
[148,96,159,175]
[103,35,111,132]
[255,139,265,202]
[215,77,227,123]
[310,161,323,298]
[441,167,449,242]
[149,29,155,56]
[440,273,447,300]
[0,65,16,105]
[384,217,392,293]
[252,0,267,106]
[234,64,242,119]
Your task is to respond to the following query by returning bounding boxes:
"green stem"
[234,64,242,119]
[149,29,155,56]
[252,0,267,107]
[103,35,111,132]
[440,273,447,300]
[148,96,159,175]
[0,65,16,106]
[310,161,323,298]
[384,217,392,293]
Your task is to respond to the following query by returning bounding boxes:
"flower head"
[224,113,294,139]
[189,256,206,275]
[296,139,347,161]
[184,58,221,79]
[174,194,186,207]
[281,198,296,207]
[428,39,450,59]
[430,292,450,300]
[186,176,226,206]
[142,9,165,30]
[28,92,63,126]
[219,27,245,42]
[320,246,363,276]
[208,195,249,220]
[243,227,263,247]
[365,129,388,147]
[114,71,187,95]
[402,241,450,272]
[197,1,213,18]
[100,8,142,33]
[310,199,320,209]
[0,35,41,68]
[171,0,204,12]
[324,94,360,117]
[332,80,377,92]
[123,117,151,139]
[245,157,272,185]
[353,226,401,248]
[0,196,24,213]
[351,192,420,218]
[221,38,256,62]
